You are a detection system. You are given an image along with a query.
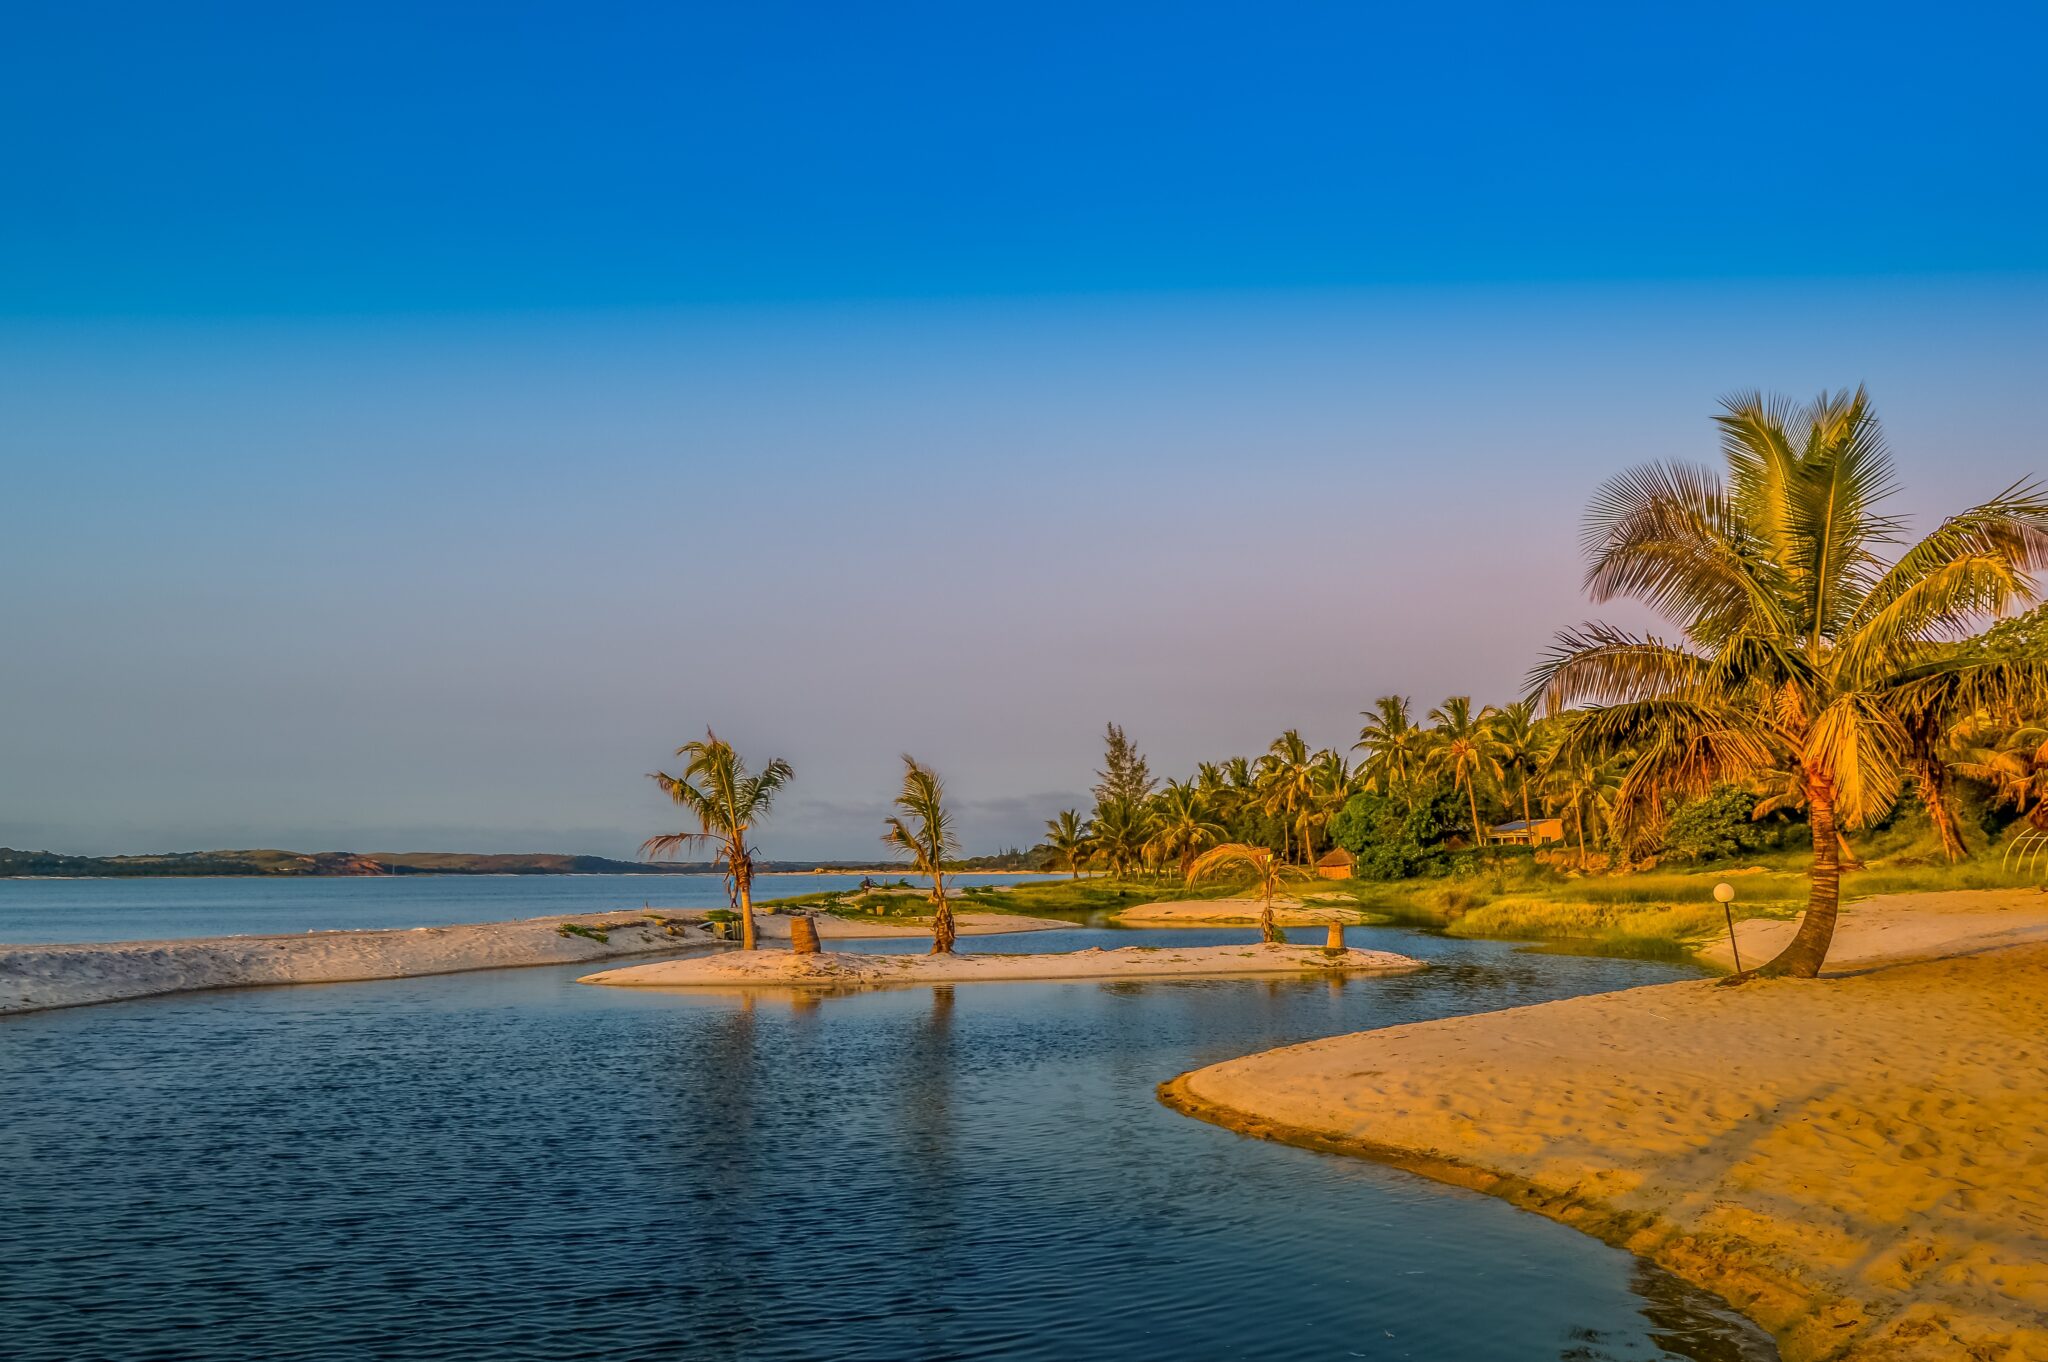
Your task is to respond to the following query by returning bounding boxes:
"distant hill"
[0,847,1047,877]
[0,848,708,878]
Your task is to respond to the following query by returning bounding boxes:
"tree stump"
[789,914,822,955]
[1324,922,1346,951]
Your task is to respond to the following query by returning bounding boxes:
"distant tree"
[1089,798,1151,879]
[1045,809,1094,879]
[1093,723,1157,811]
[1662,784,1776,862]
[1490,701,1550,829]
[882,755,960,954]
[1145,781,1228,878]
[1355,696,1427,811]
[1427,696,1502,847]
[643,730,794,951]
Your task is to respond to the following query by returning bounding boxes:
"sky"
[3,2,2045,859]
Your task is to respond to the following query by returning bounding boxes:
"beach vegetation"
[883,755,960,954]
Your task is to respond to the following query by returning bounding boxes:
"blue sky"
[3,3,2045,857]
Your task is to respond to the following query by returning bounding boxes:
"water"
[0,872,1038,943]
[0,914,1776,1361]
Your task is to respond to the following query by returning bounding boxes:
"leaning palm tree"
[1186,842,1310,944]
[882,755,960,954]
[642,730,794,951]
[1532,387,2048,977]
[1427,696,1502,847]
[1355,695,1427,810]
[1145,781,1228,878]
[1044,809,1094,879]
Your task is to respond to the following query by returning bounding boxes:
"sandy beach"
[0,909,1067,1016]
[581,940,1422,990]
[1163,891,2048,1361]
[1110,897,1376,927]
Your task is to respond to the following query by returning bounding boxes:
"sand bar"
[1163,894,2048,1362]
[580,941,1423,990]
[1698,887,2048,971]
[1111,897,1376,927]
[0,909,1065,1016]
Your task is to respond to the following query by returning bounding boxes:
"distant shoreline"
[0,846,1058,881]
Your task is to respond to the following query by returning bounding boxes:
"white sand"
[1164,891,2048,1362]
[0,909,1066,1015]
[581,941,1422,990]
[1111,897,1376,927]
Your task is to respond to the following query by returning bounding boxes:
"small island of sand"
[1110,897,1377,927]
[1162,889,2048,1362]
[580,940,1423,990]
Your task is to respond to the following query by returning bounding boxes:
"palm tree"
[1532,387,2048,977]
[1543,751,1624,871]
[882,755,959,954]
[1490,700,1551,830]
[1427,696,1502,848]
[1354,695,1427,810]
[1089,798,1150,879]
[642,730,794,952]
[1045,809,1094,878]
[1186,842,1311,944]
[1257,730,1319,863]
[1146,781,1228,878]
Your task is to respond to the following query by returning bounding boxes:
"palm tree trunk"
[1466,781,1485,849]
[1576,805,1588,871]
[1913,761,1968,862]
[929,866,954,954]
[1258,888,1283,945]
[1762,780,1841,978]
[736,862,758,951]
[1521,779,1533,829]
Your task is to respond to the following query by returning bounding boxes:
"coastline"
[0,908,1068,1016]
[1161,893,2048,1361]
[1110,897,1377,927]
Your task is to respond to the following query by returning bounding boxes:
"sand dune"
[581,941,1422,990]
[1164,894,2048,1361]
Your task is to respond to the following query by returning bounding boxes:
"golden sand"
[1165,896,2048,1361]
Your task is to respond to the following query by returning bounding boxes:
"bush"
[1662,784,1784,862]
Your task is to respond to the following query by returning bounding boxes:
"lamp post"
[1713,881,1741,973]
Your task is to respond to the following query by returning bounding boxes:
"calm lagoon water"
[0,891,1776,1362]
[0,872,1039,943]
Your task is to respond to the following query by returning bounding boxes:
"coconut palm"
[1490,700,1551,830]
[1543,751,1625,870]
[1257,730,1320,863]
[1089,798,1150,879]
[1427,696,1502,847]
[882,755,960,954]
[1146,781,1228,878]
[642,730,794,952]
[1186,842,1311,943]
[1044,809,1094,879]
[1532,387,2048,977]
[1354,695,1427,810]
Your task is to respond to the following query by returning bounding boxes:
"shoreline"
[580,940,1424,990]
[0,909,1068,1016]
[1161,892,2048,1361]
